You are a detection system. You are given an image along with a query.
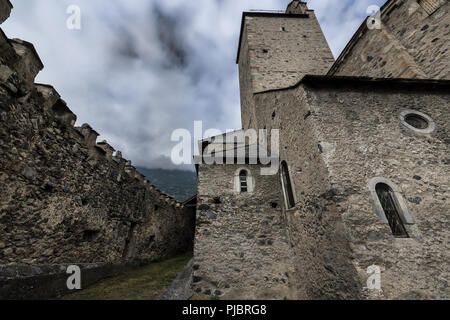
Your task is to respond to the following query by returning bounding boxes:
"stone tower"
[194,0,450,300]
[237,0,334,130]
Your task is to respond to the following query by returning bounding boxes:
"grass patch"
[61,253,192,300]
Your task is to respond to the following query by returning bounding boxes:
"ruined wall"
[237,5,334,130]
[302,78,450,299]
[254,87,362,300]
[329,0,450,79]
[193,163,295,299]
[0,4,195,267]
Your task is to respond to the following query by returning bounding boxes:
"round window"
[404,114,429,129]
[399,110,435,134]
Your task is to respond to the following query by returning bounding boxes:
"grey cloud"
[2,0,385,170]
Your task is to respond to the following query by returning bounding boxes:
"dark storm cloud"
[1,0,386,170]
[153,4,190,69]
[115,28,140,60]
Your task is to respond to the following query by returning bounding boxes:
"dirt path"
[61,254,192,300]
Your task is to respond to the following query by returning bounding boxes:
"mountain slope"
[136,167,197,202]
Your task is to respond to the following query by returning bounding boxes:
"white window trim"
[399,109,436,135]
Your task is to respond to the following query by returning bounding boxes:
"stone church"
[193,0,450,299]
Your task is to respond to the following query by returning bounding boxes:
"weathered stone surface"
[237,2,334,130]
[329,0,449,80]
[0,76,195,265]
[254,76,450,299]
[0,0,12,25]
[0,6,196,271]
[193,163,295,300]
[195,0,449,300]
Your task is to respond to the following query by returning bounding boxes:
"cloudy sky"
[3,0,385,170]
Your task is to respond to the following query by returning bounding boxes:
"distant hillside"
[136,167,197,202]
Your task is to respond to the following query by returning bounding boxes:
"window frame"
[368,177,415,231]
[280,161,296,209]
[234,168,254,193]
[239,170,248,193]
[399,109,436,135]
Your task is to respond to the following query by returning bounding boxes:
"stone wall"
[193,162,295,299]
[303,77,450,299]
[254,85,362,300]
[0,3,195,270]
[255,76,450,299]
[237,2,334,130]
[0,260,154,300]
[329,0,449,80]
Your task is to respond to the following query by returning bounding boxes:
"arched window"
[239,170,248,193]
[281,161,295,209]
[234,168,254,193]
[375,183,409,238]
[369,177,415,238]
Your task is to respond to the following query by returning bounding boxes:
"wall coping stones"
[10,38,44,70]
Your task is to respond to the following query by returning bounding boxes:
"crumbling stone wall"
[255,76,450,299]
[193,163,295,299]
[237,2,334,130]
[0,2,195,267]
[329,0,449,80]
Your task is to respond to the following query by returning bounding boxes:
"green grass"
[61,254,192,300]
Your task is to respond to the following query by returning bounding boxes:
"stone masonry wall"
[237,6,334,130]
[193,163,296,299]
[0,3,195,267]
[254,76,450,299]
[329,0,449,80]
[303,79,450,299]
[254,87,362,299]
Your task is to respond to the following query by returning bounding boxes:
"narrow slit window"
[240,170,248,193]
[281,161,295,209]
[375,183,409,238]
